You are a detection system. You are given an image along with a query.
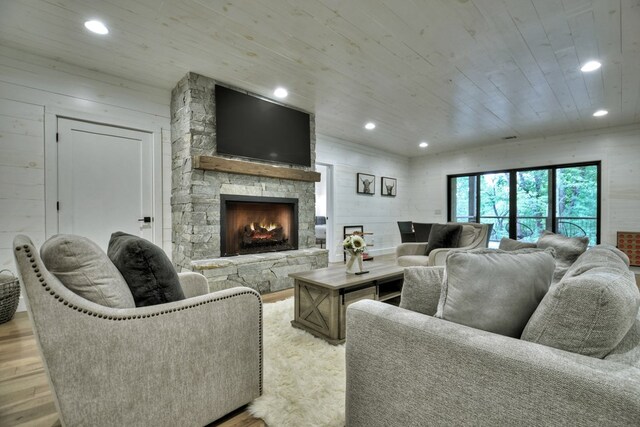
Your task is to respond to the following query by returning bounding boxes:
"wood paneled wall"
[407,124,640,246]
[0,100,45,272]
[0,46,171,300]
[316,134,411,263]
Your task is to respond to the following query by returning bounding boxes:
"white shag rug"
[248,297,346,427]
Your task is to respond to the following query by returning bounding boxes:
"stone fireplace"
[170,72,328,294]
[221,195,298,256]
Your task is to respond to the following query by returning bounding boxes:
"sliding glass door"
[479,172,510,243]
[448,162,600,246]
[516,169,550,242]
[451,176,476,222]
[555,165,598,243]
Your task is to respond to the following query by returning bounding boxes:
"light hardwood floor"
[0,288,293,427]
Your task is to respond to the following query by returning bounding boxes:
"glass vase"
[346,251,363,274]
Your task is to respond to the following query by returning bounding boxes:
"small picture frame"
[357,173,375,195]
[344,225,364,236]
[381,177,397,197]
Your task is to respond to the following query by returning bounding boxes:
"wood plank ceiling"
[0,0,638,156]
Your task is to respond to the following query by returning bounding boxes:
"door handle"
[138,217,152,223]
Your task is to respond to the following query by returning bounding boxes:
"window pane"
[451,176,476,222]
[479,172,509,246]
[516,169,550,242]
[556,165,598,244]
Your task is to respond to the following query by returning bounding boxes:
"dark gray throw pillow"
[425,224,462,255]
[498,237,537,251]
[107,232,185,307]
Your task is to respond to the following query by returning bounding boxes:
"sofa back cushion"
[40,234,135,308]
[435,248,555,338]
[605,315,640,368]
[108,232,185,307]
[522,245,640,358]
[536,231,589,284]
[425,224,462,255]
[498,237,537,251]
[458,225,481,247]
[399,266,444,316]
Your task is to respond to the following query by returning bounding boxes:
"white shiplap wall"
[407,124,640,245]
[0,46,171,280]
[316,134,411,263]
[0,100,45,272]
[0,45,412,285]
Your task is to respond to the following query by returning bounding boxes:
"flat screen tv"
[215,85,311,167]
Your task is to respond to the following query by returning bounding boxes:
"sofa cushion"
[498,237,537,251]
[426,224,462,255]
[605,316,640,368]
[399,266,444,316]
[522,244,640,358]
[107,232,185,307]
[40,234,135,308]
[458,225,481,247]
[435,248,555,338]
[397,255,431,267]
[536,231,589,284]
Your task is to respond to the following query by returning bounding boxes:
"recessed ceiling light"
[84,20,109,35]
[364,122,376,130]
[593,109,608,117]
[580,60,601,72]
[419,142,428,148]
[273,87,288,98]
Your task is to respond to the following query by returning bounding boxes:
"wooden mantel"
[193,155,321,182]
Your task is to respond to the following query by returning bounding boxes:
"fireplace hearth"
[221,195,298,256]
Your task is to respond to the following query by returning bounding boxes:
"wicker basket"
[0,269,20,324]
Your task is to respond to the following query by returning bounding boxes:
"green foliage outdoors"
[453,165,597,244]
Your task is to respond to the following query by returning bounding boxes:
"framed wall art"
[381,177,397,197]
[357,173,375,195]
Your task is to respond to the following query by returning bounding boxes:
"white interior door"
[57,118,154,250]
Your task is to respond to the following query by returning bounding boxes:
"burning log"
[242,222,285,246]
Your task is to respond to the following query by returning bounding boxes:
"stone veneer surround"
[191,249,328,294]
[171,72,327,293]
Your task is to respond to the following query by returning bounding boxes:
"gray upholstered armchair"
[13,235,262,427]
[396,222,491,266]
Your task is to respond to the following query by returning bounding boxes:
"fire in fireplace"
[221,195,298,256]
[243,221,286,246]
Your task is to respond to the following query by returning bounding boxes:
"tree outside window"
[449,162,599,245]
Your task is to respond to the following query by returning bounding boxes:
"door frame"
[44,106,163,245]
[316,162,335,261]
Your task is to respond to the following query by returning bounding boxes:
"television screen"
[215,85,311,167]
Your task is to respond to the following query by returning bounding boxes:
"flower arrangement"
[343,234,367,254]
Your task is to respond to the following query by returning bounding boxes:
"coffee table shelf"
[289,262,404,345]
[377,277,403,302]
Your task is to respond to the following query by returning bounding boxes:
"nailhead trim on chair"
[16,242,264,394]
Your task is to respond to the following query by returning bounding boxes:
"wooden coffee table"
[289,262,404,345]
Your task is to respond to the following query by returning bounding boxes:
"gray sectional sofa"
[396,222,491,267]
[346,244,640,426]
